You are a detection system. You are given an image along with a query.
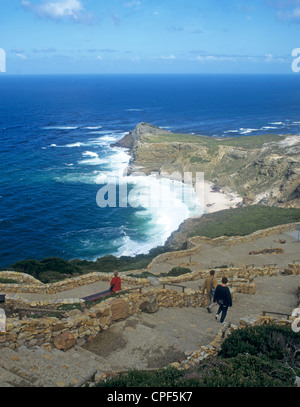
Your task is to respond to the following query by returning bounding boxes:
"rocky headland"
[112,122,300,249]
[112,122,300,208]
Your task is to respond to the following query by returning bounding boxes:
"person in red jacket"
[110,270,122,292]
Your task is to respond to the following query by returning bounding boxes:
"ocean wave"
[82,151,99,158]
[42,126,78,130]
[125,108,144,112]
[65,142,84,147]
[78,151,108,166]
[239,128,259,134]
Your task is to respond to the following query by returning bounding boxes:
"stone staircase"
[0,345,116,387]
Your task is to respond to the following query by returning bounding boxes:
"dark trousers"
[217,304,228,323]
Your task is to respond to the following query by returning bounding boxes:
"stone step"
[0,344,117,387]
[24,345,116,378]
[13,346,91,387]
[68,345,118,373]
[0,347,41,386]
[0,364,34,387]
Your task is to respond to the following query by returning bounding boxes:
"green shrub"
[96,367,184,387]
[219,325,300,363]
[9,257,81,281]
[162,267,192,277]
[190,354,296,387]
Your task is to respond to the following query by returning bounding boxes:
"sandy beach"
[195,178,243,214]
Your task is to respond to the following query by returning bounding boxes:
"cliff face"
[112,123,300,208]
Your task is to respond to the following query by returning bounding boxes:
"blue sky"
[1,0,300,74]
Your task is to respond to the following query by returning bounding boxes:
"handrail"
[162,282,186,293]
[116,286,144,296]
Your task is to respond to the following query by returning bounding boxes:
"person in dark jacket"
[213,277,232,324]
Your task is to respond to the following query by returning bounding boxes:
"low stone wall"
[0,265,271,296]
[0,286,236,350]
[4,294,84,309]
[0,271,42,285]
[284,263,300,275]
[147,222,300,268]
[187,222,300,249]
[0,271,147,295]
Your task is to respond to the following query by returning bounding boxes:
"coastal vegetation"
[167,205,300,248]
[96,325,300,387]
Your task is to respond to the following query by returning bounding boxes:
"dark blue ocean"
[1,74,300,268]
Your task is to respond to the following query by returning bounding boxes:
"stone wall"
[0,263,294,351]
[0,265,267,296]
[0,271,147,295]
[0,285,235,350]
[284,263,300,275]
[187,222,300,249]
[0,271,42,285]
[147,222,300,269]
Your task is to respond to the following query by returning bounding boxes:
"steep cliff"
[113,123,300,208]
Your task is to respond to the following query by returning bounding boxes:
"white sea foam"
[82,151,99,158]
[78,151,108,166]
[224,129,239,134]
[43,126,78,130]
[239,128,258,134]
[52,130,204,258]
[66,142,83,147]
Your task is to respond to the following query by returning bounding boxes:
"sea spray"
[95,169,205,257]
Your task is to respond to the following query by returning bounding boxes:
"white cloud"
[21,0,92,23]
[266,0,300,22]
[277,6,300,21]
[160,54,176,60]
[195,55,236,62]
[16,53,28,59]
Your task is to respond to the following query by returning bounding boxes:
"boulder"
[139,295,159,313]
[110,298,129,322]
[53,331,76,351]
